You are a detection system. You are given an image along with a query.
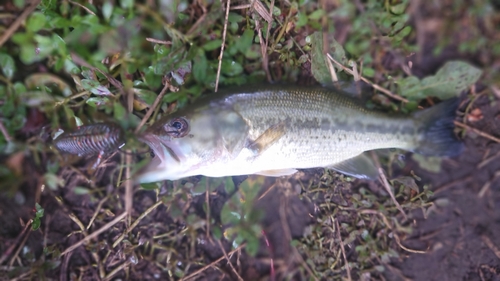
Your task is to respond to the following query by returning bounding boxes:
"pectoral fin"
[247,122,286,155]
[328,153,378,180]
[256,168,298,177]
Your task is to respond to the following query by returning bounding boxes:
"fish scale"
[136,85,462,183]
[228,88,417,168]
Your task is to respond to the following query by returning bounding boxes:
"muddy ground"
[1,88,498,281]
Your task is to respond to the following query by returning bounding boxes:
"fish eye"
[166,117,189,138]
[172,121,183,130]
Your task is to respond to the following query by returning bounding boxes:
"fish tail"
[412,97,464,157]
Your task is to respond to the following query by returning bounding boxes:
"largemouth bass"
[136,85,462,183]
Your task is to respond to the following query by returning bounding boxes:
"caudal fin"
[412,98,464,157]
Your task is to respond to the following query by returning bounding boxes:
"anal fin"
[328,153,378,180]
[255,168,298,177]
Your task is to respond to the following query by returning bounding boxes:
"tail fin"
[412,98,464,157]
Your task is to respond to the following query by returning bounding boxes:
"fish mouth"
[135,134,182,183]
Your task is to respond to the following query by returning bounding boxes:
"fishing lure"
[53,122,125,157]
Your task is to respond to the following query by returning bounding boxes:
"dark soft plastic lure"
[53,122,125,156]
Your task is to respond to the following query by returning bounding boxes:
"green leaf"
[296,12,308,28]
[390,2,408,15]
[362,67,375,78]
[102,1,113,21]
[113,102,126,119]
[221,59,243,76]
[86,97,110,108]
[81,79,112,96]
[14,0,25,8]
[0,53,16,80]
[26,12,46,32]
[35,203,44,216]
[140,182,159,190]
[193,51,208,83]
[32,217,41,231]
[44,173,65,190]
[308,9,325,20]
[398,61,482,100]
[73,186,90,195]
[120,0,133,9]
[228,12,244,23]
[19,44,37,64]
[235,29,254,54]
[171,60,192,85]
[132,88,157,110]
[203,39,222,51]
[310,32,348,85]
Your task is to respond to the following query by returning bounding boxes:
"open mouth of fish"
[136,134,182,183]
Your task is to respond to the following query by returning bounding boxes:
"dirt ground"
[1,95,498,281]
[395,96,500,281]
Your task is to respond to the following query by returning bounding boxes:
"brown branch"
[181,244,247,281]
[0,219,32,265]
[135,81,169,133]
[217,239,244,281]
[454,121,500,143]
[60,212,127,256]
[326,54,409,103]
[0,119,13,143]
[112,200,163,248]
[215,0,231,92]
[0,0,42,47]
[335,219,352,281]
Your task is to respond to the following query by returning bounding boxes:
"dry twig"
[326,54,409,103]
[478,170,500,198]
[482,235,500,260]
[103,260,132,281]
[0,0,42,47]
[335,219,352,281]
[434,175,472,194]
[135,81,170,133]
[9,220,33,267]
[125,152,133,218]
[61,212,127,256]
[112,200,163,248]
[0,219,32,265]
[145,38,172,45]
[68,0,96,15]
[215,0,231,92]
[0,120,13,143]
[181,244,247,281]
[454,121,500,144]
[377,167,407,220]
[217,240,244,281]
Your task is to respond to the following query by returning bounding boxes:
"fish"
[136,85,463,183]
[53,122,125,156]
